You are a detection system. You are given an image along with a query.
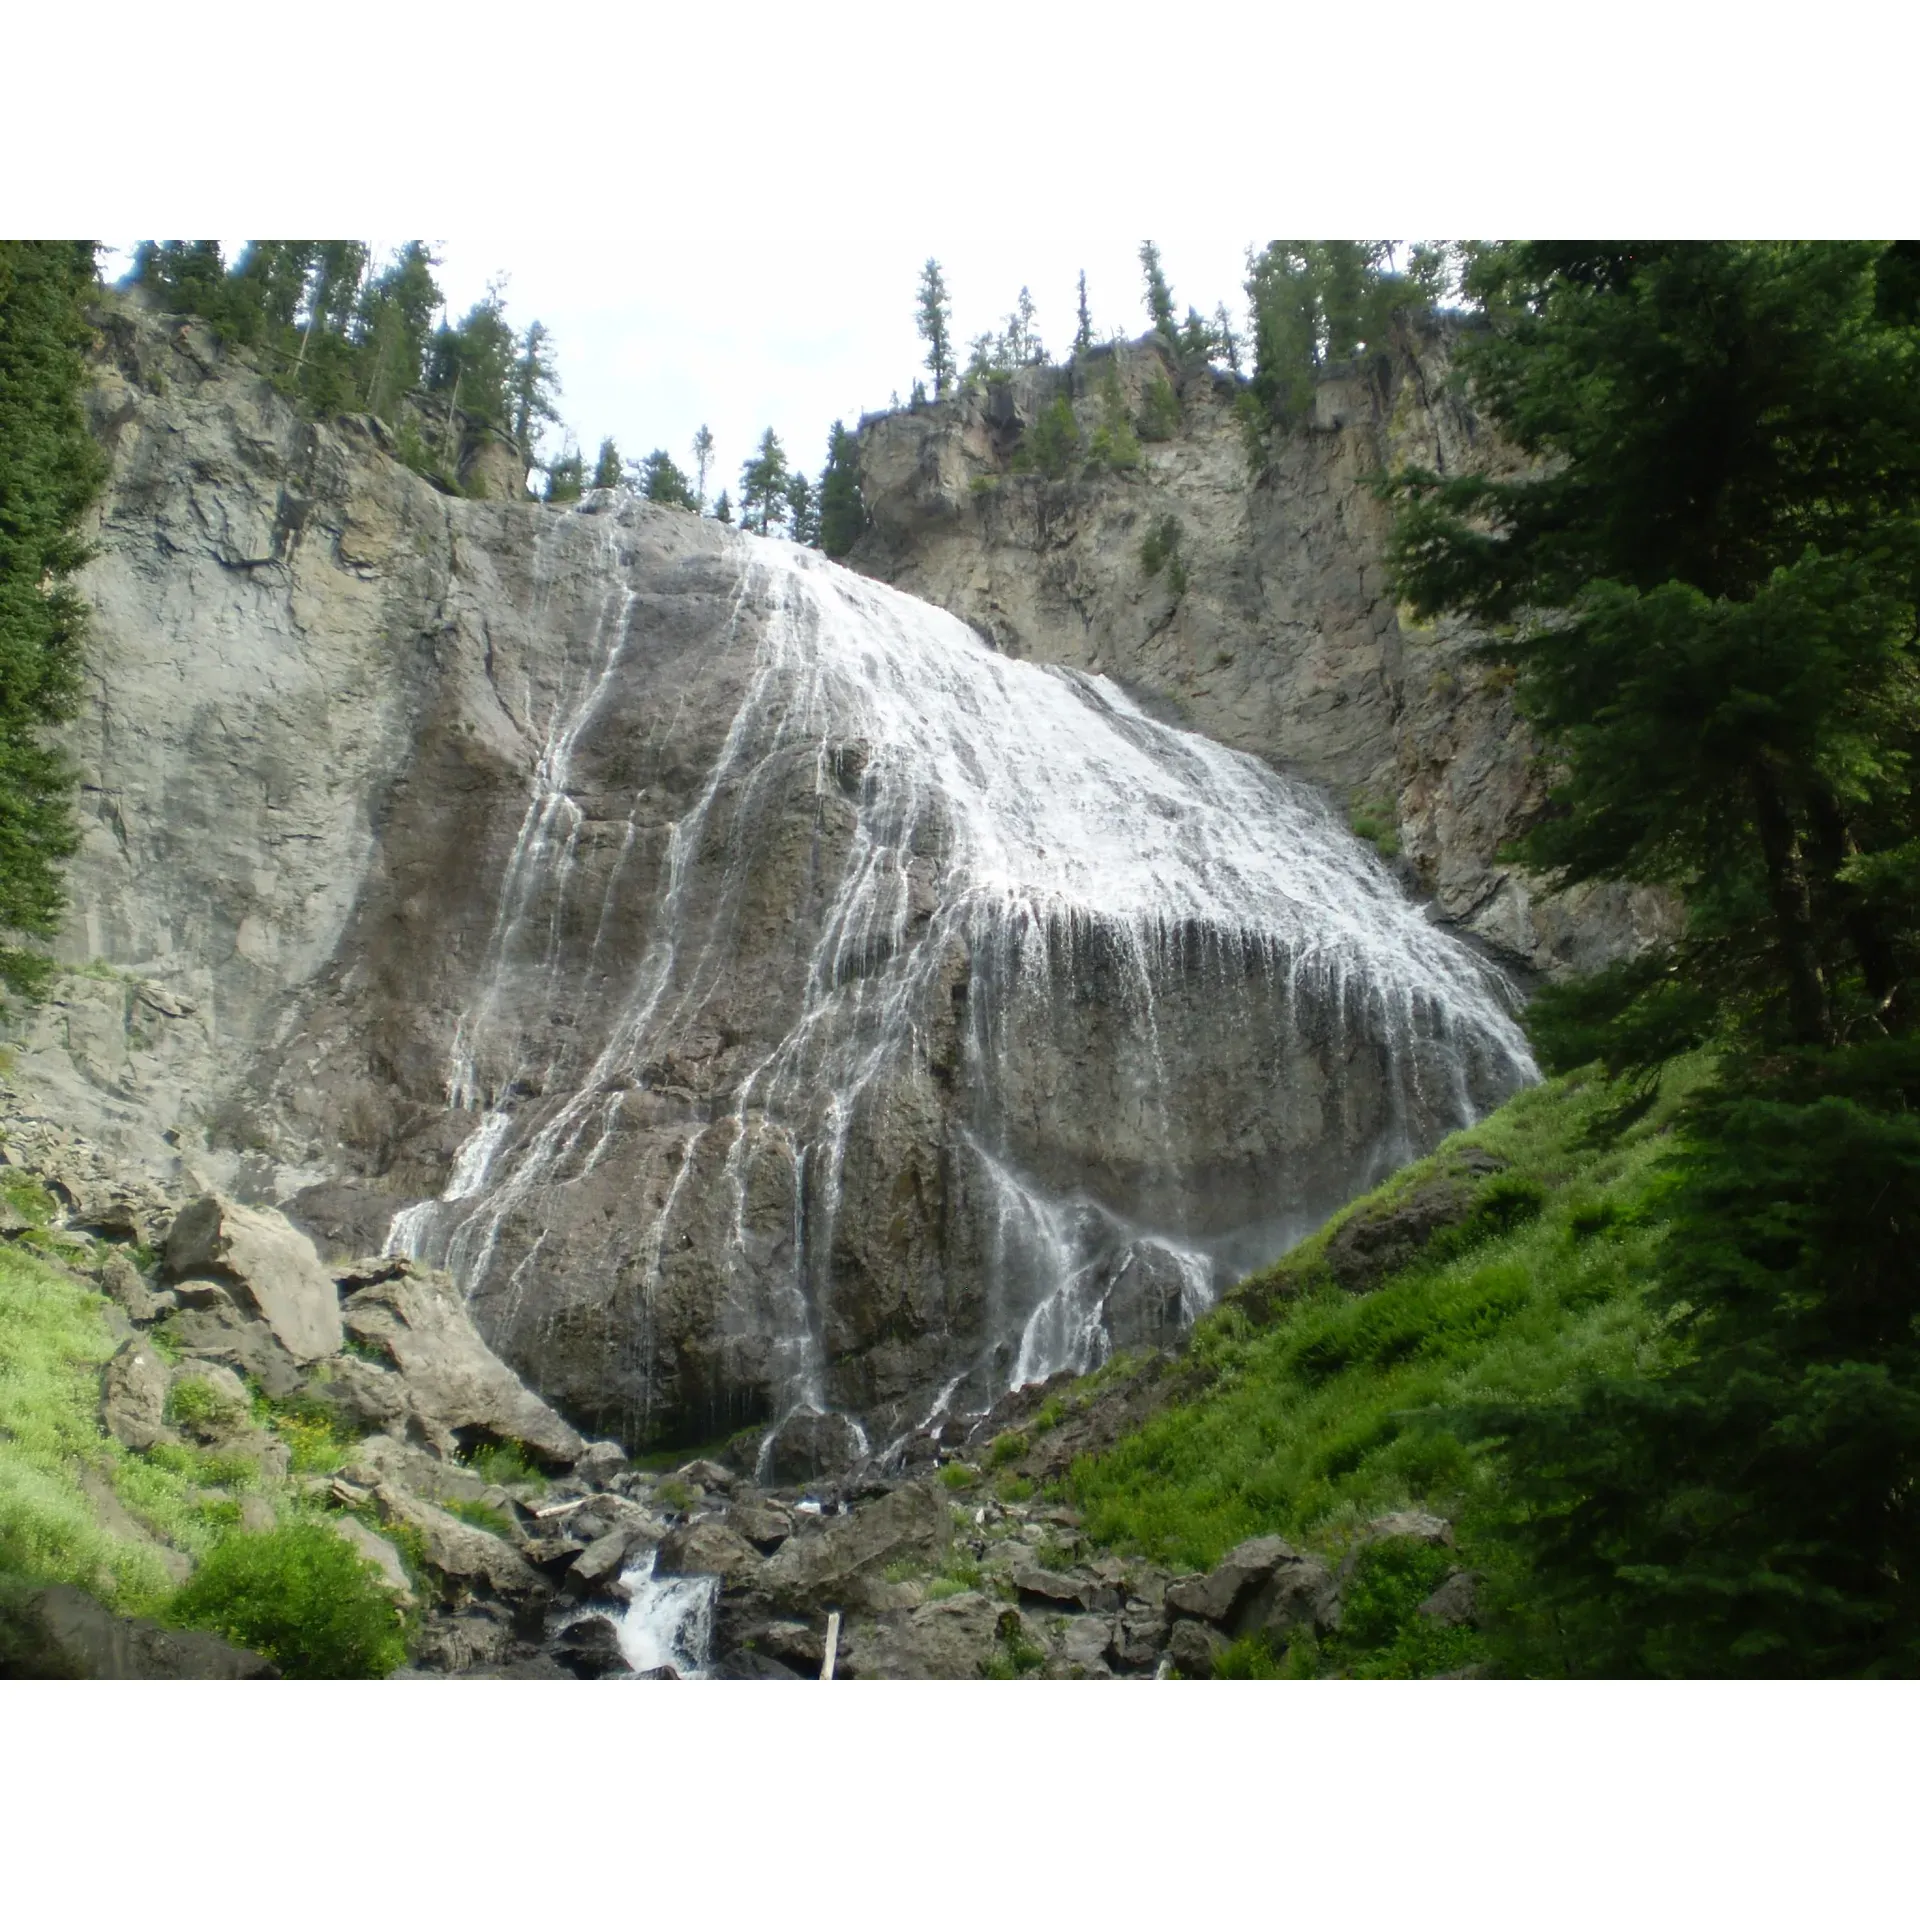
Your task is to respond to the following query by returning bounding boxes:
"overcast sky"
[20,2,1914,501]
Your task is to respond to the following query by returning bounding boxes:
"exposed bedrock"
[10,298,1539,1459]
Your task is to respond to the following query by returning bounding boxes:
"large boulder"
[840,1591,1020,1680]
[0,1584,277,1679]
[164,1195,342,1364]
[342,1266,583,1468]
[760,1478,952,1613]
[373,1485,552,1612]
[100,1336,170,1450]
[1165,1534,1338,1646]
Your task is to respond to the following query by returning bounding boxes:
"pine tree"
[633,449,697,511]
[354,242,441,418]
[1074,271,1094,357]
[818,421,866,558]
[0,243,106,1000]
[738,428,790,536]
[916,259,956,398]
[1139,240,1177,341]
[712,488,732,525]
[691,424,714,511]
[1389,243,1920,1057]
[543,442,585,503]
[507,320,561,466]
[786,471,819,547]
[591,437,622,491]
[1213,301,1242,374]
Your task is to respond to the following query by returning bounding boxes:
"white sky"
[19,2,1920,499]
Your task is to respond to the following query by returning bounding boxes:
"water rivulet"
[362,502,1531,1468]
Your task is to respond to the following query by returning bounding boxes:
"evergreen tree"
[1139,240,1177,340]
[354,242,441,418]
[738,428,790,536]
[543,442,585,503]
[1213,300,1242,374]
[1387,241,1920,1678]
[817,421,866,558]
[508,320,561,465]
[1073,271,1094,357]
[712,488,732,525]
[0,243,106,1000]
[591,437,622,491]
[691,424,714,511]
[786,471,819,547]
[916,258,956,398]
[1389,243,1920,1056]
[633,448,697,511]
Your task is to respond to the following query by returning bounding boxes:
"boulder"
[1166,1618,1230,1678]
[569,1523,658,1591]
[574,1440,628,1489]
[552,1611,629,1678]
[841,1591,1021,1679]
[726,1501,794,1553]
[96,1251,166,1324]
[73,1199,145,1247]
[0,1584,278,1679]
[164,1194,342,1364]
[1109,1609,1170,1671]
[100,1336,169,1450]
[761,1479,953,1613]
[162,1299,307,1399]
[654,1519,764,1584]
[166,1359,253,1441]
[680,1457,737,1494]
[1012,1565,1091,1609]
[759,1409,869,1486]
[712,1648,805,1679]
[374,1485,552,1610]
[411,1603,518,1674]
[342,1268,582,1468]
[331,1516,414,1601]
[1418,1570,1478,1628]
[1165,1536,1302,1625]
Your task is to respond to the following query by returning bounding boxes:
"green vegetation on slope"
[1067,1061,1710,1581]
[0,241,106,1004]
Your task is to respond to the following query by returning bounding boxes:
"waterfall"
[387,508,1535,1458]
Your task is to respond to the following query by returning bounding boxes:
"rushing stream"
[387,513,1535,1464]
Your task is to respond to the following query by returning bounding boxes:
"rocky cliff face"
[846,327,1674,976]
[5,298,1536,1462]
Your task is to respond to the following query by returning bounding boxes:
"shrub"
[167,1522,408,1678]
[988,1430,1029,1468]
[1138,372,1181,441]
[464,1439,546,1489]
[937,1462,978,1491]
[446,1499,513,1538]
[1012,396,1080,479]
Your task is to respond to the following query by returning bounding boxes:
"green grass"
[462,1439,547,1490]
[445,1498,514,1537]
[1067,1059,1711,1573]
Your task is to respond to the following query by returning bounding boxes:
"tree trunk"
[1750,761,1834,1047]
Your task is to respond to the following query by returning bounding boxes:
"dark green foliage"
[712,489,732,525]
[1137,370,1181,442]
[167,1522,407,1678]
[738,428,790,536]
[1013,396,1080,479]
[1388,243,1920,1055]
[1073,271,1093,356]
[818,422,866,557]
[786,471,819,547]
[1290,1537,1479,1678]
[1246,240,1445,430]
[1474,1044,1920,1676]
[1138,240,1176,340]
[507,320,561,464]
[635,448,698,512]
[0,242,105,1001]
[354,241,441,419]
[464,1439,545,1487]
[591,436,621,491]
[1085,362,1141,471]
[543,443,585,504]
[1140,514,1181,580]
[916,259,956,398]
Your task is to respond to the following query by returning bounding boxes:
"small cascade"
[386,512,1536,1460]
[614,1550,716,1677]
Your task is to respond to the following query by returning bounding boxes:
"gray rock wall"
[6,297,1538,1460]
[846,328,1674,976]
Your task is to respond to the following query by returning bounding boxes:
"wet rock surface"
[6,293,1537,1459]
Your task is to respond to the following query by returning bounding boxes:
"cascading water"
[386,503,1535,1464]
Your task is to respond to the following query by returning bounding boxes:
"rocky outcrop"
[0,1584,279,1680]
[847,332,1675,978]
[1,293,1538,1457]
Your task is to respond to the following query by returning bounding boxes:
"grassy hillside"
[1050,1060,1714,1666]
